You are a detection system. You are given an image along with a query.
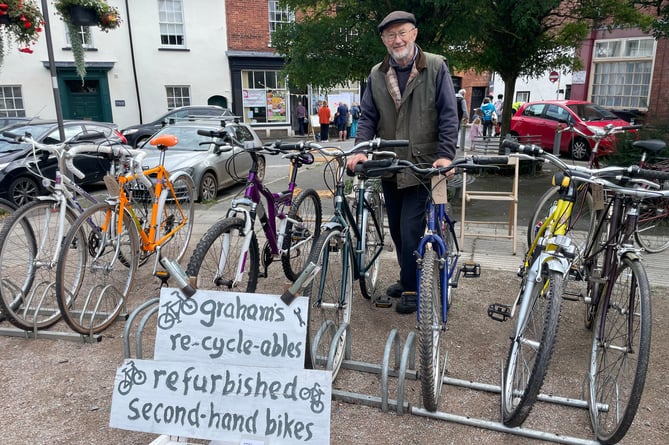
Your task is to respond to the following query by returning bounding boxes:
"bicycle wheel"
[527,185,595,255]
[359,187,385,299]
[588,257,651,444]
[56,202,139,335]
[502,268,564,427]
[303,228,352,380]
[186,217,259,293]
[0,200,77,330]
[418,244,445,412]
[0,198,15,323]
[282,188,322,281]
[635,196,669,253]
[156,173,195,262]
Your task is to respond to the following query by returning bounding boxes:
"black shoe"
[386,281,403,298]
[396,291,417,314]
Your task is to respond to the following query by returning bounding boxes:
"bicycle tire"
[303,228,352,381]
[502,268,564,427]
[0,199,78,330]
[155,173,195,262]
[588,256,651,444]
[418,244,444,412]
[0,198,15,323]
[359,187,385,300]
[635,196,669,253]
[185,217,259,293]
[56,202,139,335]
[527,185,595,256]
[282,188,322,282]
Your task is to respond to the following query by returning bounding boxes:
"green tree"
[272,0,655,138]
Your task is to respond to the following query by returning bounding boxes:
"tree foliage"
[272,0,659,133]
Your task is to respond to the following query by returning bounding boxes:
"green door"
[58,69,113,122]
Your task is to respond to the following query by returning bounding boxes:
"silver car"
[140,120,266,201]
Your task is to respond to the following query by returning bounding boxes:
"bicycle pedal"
[154,270,170,286]
[461,262,481,277]
[374,296,393,308]
[487,303,511,322]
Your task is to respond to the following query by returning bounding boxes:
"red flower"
[18,47,34,53]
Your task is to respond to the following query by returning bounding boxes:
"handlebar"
[354,155,510,179]
[556,122,642,139]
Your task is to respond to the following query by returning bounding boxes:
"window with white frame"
[65,26,93,48]
[241,70,288,124]
[515,91,530,103]
[268,0,294,35]
[158,0,185,47]
[166,86,191,110]
[591,37,654,110]
[0,86,26,117]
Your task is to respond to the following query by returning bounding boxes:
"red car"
[509,100,631,160]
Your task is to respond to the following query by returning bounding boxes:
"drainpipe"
[125,0,143,123]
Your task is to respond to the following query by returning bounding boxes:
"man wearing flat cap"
[347,10,458,314]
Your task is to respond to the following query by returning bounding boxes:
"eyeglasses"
[381,27,416,42]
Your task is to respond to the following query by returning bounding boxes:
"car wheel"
[8,176,40,207]
[256,155,266,183]
[199,172,218,202]
[570,137,590,161]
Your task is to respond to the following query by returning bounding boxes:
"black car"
[121,105,233,147]
[0,120,127,207]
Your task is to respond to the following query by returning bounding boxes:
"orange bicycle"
[55,134,195,334]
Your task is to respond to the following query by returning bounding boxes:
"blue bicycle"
[357,154,510,411]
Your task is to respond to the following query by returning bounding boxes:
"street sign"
[549,71,559,83]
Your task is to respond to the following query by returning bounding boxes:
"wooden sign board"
[154,288,309,369]
[110,359,331,445]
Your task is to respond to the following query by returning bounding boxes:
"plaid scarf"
[384,55,420,111]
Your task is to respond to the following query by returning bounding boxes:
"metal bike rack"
[315,323,600,445]
[0,280,104,343]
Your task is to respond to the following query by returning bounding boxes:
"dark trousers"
[482,120,494,138]
[297,118,306,135]
[381,180,429,292]
[320,123,329,141]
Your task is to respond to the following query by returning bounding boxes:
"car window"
[568,103,618,122]
[43,125,83,144]
[229,125,254,143]
[544,104,570,122]
[522,104,545,117]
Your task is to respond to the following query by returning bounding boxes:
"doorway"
[57,68,113,122]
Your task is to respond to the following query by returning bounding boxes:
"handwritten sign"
[154,288,309,369]
[110,359,331,444]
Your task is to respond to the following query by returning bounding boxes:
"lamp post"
[40,0,65,141]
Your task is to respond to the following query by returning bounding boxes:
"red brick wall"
[648,38,669,123]
[226,0,271,51]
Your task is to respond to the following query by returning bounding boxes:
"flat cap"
[378,11,416,33]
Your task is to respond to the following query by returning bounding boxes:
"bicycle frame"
[415,200,460,327]
[116,162,187,252]
[221,149,310,283]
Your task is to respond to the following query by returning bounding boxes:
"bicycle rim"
[589,257,651,444]
[186,218,259,293]
[56,202,138,335]
[282,189,322,281]
[156,173,195,262]
[418,245,444,412]
[502,268,563,427]
[0,200,76,330]
[635,196,669,253]
[303,228,352,381]
[359,189,385,299]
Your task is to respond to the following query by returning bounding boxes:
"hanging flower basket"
[0,0,44,65]
[66,5,99,26]
[53,0,122,80]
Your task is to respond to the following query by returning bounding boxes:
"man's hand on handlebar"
[433,157,454,177]
[346,152,368,171]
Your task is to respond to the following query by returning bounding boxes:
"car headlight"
[0,162,9,170]
[122,128,138,136]
[585,125,605,136]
